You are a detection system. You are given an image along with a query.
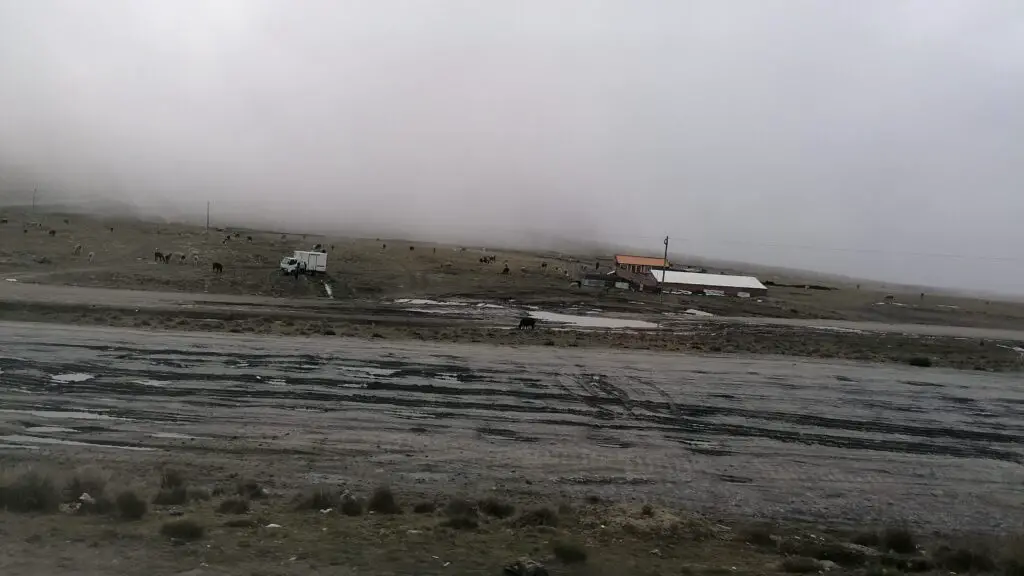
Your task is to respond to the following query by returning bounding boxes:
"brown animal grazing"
[192,254,200,267]
[154,251,164,262]
[109,227,114,232]
[63,219,69,225]
[48,229,56,236]
[233,232,240,238]
[179,254,187,264]
[280,234,286,240]
[541,262,547,268]
[246,236,253,243]
[23,229,27,234]
[162,253,171,264]
[87,252,95,263]
[501,265,510,275]
[409,246,414,251]
[518,317,536,330]
[72,244,82,256]
[382,243,386,250]
[212,262,224,274]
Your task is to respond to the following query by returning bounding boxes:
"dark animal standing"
[48,229,56,236]
[501,265,510,275]
[109,227,114,232]
[154,251,164,262]
[518,317,536,330]
[246,236,253,243]
[212,262,224,274]
[63,219,70,225]
[540,262,547,268]
[382,243,387,250]
[0,218,7,224]
[409,246,414,251]
[179,254,187,264]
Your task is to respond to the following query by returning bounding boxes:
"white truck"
[280,250,327,276]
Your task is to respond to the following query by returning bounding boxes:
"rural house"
[615,254,669,275]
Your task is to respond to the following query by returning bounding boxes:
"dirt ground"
[3,207,1024,329]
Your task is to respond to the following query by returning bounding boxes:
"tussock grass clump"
[153,486,188,506]
[441,497,478,530]
[552,540,588,564]
[160,519,205,540]
[237,479,267,500]
[116,490,148,520]
[0,469,61,513]
[159,468,186,490]
[881,526,916,554]
[65,466,109,501]
[295,486,340,511]
[340,492,364,516]
[738,523,775,547]
[478,496,515,519]
[781,557,820,573]
[516,506,559,528]
[907,356,932,368]
[933,545,996,573]
[217,497,250,515]
[367,485,401,514]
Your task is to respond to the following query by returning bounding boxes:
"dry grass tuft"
[217,497,250,515]
[159,468,186,490]
[441,497,479,530]
[516,506,559,528]
[478,496,515,519]
[153,486,188,506]
[64,466,110,501]
[295,486,340,511]
[116,490,148,520]
[0,468,61,513]
[881,525,916,554]
[412,501,436,514]
[237,479,267,500]
[367,485,402,514]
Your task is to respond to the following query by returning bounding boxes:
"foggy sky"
[1,1,1023,292]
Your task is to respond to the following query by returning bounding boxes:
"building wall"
[666,283,767,297]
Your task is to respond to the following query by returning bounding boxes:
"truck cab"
[280,256,306,275]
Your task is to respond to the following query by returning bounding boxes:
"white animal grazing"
[192,254,200,267]
[72,244,82,256]
[87,252,95,263]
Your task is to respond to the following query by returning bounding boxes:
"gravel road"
[0,321,1022,532]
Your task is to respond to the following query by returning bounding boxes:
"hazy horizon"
[2,1,1022,293]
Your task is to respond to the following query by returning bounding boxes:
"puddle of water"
[0,435,154,451]
[51,373,95,384]
[0,408,125,421]
[24,426,77,434]
[528,311,658,329]
[149,432,199,440]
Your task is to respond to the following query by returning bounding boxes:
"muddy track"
[0,321,1022,532]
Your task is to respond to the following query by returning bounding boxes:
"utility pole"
[206,201,210,231]
[662,235,669,282]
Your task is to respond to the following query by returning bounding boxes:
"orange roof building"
[614,254,669,274]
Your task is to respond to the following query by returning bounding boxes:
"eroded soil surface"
[2,321,1022,535]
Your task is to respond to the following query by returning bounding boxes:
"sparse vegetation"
[908,356,932,367]
[367,485,401,514]
[739,523,775,547]
[340,493,364,516]
[933,545,996,572]
[478,496,515,519]
[881,525,917,554]
[412,501,436,514]
[159,468,186,490]
[781,557,821,573]
[516,506,559,528]
[441,497,479,529]
[217,497,250,514]
[295,486,340,511]
[0,469,61,513]
[237,479,266,500]
[115,490,148,520]
[64,466,109,501]
[160,519,205,540]
[152,486,188,506]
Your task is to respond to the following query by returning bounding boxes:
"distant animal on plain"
[63,219,69,225]
[212,262,223,274]
[280,234,286,240]
[541,262,547,268]
[233,232,240,238]
[179,254,187,264]
[518,317,536,330]
[0,218,7,224]
[246,236,253,243]
[72,244,82,256]
[382,243,386,250]
[48,229,56,236]
[192,254,200,267]
[501,265,510,275]
[109,227,114,232]
[222,235,230,244]
[87,252,95,263]
[154,250,164,262]
[409,246,414,251]
[884,294,894,301]
[23,229,27,234]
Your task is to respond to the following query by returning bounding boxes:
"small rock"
[818,560,838,571]
[264,523,282,529]
[503,557,548,576]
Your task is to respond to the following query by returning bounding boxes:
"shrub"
[881,526,916,554]
[934,546,996,572]
[153,486,188,506]
[295,485,340,511]
[160,468,186,490]
[116,490,148,520]
[908,357,932,368]
[237,479,266,500]
[80,493,116,515]
[340,492,364,516]
[441,497,478,529]
[217,498,250,514]
[65,466,109,501]
[516,506,559,528]
[160,519,205,540]
[0,469,61,513]
[367,485,401,514]
[478,496,515,519]
[552,540,588,564]
[739,523,775,547]
[851,531,881,548]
